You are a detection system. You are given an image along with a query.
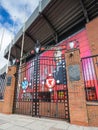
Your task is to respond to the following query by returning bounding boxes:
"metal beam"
[41,13,58,43]
[10,54,15,59]
[25,32,36,43]
[79,0,89,23]
[7,53,15,60]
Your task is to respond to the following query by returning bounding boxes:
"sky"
[0,0,40,70]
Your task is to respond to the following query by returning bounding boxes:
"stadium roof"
[4,0,97,61]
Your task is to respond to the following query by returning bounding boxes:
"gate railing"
[0,72,6,100]
[13,53,69,120]
[81,55,98,101]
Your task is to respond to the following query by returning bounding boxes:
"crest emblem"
[45,74,56,91]
[21,77,28,92]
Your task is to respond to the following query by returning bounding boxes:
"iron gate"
[13,48,69,121]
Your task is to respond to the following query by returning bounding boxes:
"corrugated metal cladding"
[4,0,97,60]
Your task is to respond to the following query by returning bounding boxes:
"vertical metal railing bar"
[0,73,6,100]
[13,65,19,113]
[91,57,98,99]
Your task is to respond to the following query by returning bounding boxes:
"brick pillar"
[65,49,88,126]
[86,17,98,99]
[2,66,17,114]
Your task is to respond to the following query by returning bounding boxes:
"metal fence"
[13,49,69,121]
[0,72,6,100]
[81,55,98,101]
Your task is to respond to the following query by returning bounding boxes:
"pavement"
[0,114,98,130]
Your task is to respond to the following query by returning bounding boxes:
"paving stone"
[0,123,14,130]
[4,126,30,130]
[68,125,83,130]
[53,123,69,130]
[83,126,98,130]
[26,123,46,130]
[0,114,98,130]
[49,127,64,130]
[0,119,7,125]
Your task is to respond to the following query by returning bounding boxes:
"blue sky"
[0,5,14,26]
[0,0,40,70]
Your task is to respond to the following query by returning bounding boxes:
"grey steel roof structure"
[4,0,97,60]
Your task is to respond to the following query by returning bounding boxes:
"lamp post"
[69,41,75,49]
[34,40,41,54]
[33,40,41,116]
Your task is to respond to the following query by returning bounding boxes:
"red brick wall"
[86,17,98,55]
[0,101,3,113]
[2,75,16,114]
[87,102,98,127]
[0,66,16,114]
[86,17,98,99]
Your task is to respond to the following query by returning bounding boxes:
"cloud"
[0,0,40,29]
[0,0,40,70]
[0,24,13,51]
[0,23,14,68]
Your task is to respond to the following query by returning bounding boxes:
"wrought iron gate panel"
[13,47,69,121]
[0,73,6,100]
